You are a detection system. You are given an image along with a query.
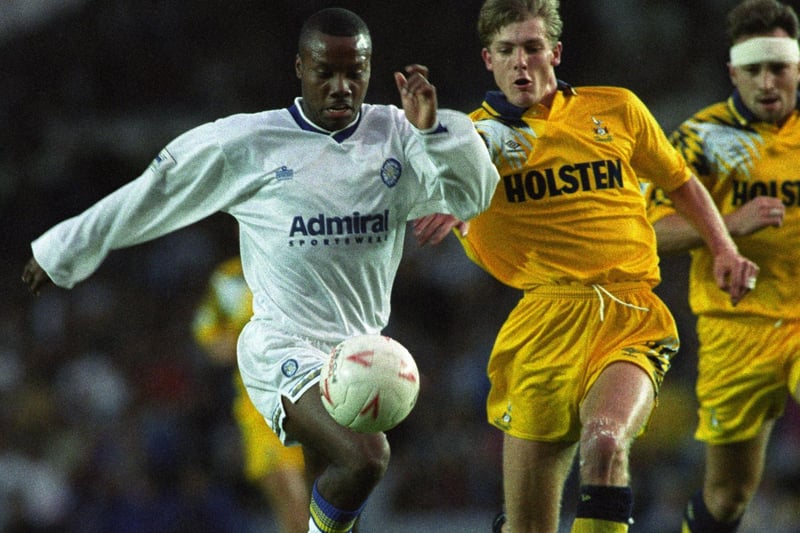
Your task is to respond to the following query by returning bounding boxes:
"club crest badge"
[380,158,402,187]
[592,116,613,142]
[281,358,299,377]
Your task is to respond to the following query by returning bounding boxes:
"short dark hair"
[727,0,800,43]
[298,8,371,53]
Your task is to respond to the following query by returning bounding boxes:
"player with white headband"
[730,35,800,66]
[646,0,800,531]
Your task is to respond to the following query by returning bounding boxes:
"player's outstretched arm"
[21,257,53,296]
[668,176,759,306]
[394,64,437,130]
[654,195,785,256]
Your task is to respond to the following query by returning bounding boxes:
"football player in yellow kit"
[413,1,759,532]
[193,257,308,533]
[646,1,800,531]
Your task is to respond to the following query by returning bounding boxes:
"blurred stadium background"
[1,1,798,531]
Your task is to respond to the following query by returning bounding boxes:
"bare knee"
[284,391,391,507]
[580,419,630,485]
[702,433,771,522]
[705,477,759,521]
[345,433,391,487]
[308,432,391,510]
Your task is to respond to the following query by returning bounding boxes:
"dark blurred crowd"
[2,1,798,531]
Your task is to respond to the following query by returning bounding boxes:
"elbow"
[454,175,498,221]
[652,220,694,257]
[477,172,500,214]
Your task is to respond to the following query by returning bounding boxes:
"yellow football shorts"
[695,315,800,444]
[233,375,305,481]
[486,282,679,442]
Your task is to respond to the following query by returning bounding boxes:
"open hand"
[725,196,785,236]
[412,213,468,246]
[394,64,437,130]
[21,257,52,295]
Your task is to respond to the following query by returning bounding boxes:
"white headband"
[730,36,800,66]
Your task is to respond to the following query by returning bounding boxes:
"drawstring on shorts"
[591,284,650,322]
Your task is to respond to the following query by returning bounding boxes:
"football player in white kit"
[21,8,499,533]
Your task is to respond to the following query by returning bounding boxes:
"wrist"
[413,121,446,134]
[723,214,742,237]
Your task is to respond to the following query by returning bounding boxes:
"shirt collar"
[728,88,800,126]
[288,97,362,142]
[482,80,576,123]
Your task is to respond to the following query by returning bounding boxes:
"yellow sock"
[571,517,629,533]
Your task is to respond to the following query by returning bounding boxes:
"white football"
[320,334,420,433]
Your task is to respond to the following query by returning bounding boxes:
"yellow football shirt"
[193,256,252,347]
[648,93,800,318]
[461,84,690,290]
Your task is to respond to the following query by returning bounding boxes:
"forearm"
[416,109,499,221]
[32,174,198,288]
[652,214,704,255]
[663,177,738,256]
[33,132,238,288]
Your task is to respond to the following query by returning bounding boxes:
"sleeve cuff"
[414,122,449,135]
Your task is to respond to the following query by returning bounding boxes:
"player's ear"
[727,62,739,87]
[550,42,562,67]
[481,48,493,72]
[295,54,303,79]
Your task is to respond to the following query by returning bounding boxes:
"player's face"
[296,32,371,131]
[729,30,800,125]
[482,16,561,109]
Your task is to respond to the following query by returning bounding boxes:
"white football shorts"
[237,319,337,446]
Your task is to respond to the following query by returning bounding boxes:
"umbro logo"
[504,139,525,153]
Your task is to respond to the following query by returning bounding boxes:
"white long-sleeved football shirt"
[32,99,498,345]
